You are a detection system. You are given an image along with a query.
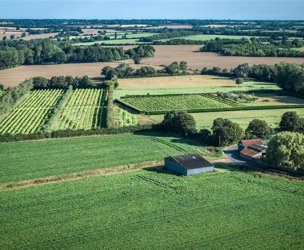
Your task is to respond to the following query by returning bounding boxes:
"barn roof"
[248,144,267,152]
[240,148,261,158]
[240,139,264,148]
[166,154,213,170]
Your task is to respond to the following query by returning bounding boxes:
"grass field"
[159,34,260,42]
[51,88,105,130]
[151,108,304,129]
[73,32,155,46]
[0,133,218,184]
[248,93,304,106]
[115,75,280,98]
[0,165,303,249]
[121,94,240,113]
[0,90,64,135]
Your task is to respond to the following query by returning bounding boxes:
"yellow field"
[119,75,237,89]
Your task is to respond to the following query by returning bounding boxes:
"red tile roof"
[241,139,263,148]
[240,148,262,158]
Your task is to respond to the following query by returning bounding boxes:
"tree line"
[102,61,188,80]
[200,37,304,57]
[201,62,304,95]
[0,40,155,69]
[0,79,33,118]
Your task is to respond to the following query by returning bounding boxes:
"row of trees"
[201,38,304,57]
[102,61,188,80]
[233,62,304,95]
[32,76,95,89]
[0,40,155,69]
[0,79,33,118]
[160,110,303,147]
[201,62,304,95]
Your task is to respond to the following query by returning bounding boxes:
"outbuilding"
[165,154,214,176]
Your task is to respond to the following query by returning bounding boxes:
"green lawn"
[0,165,303,249]
[114,81,280,98]
[151,108,304,129]
[0,133,218,184]
[158,34,261,42]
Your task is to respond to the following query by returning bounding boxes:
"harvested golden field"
[0,31,22,40]
[22,32,59,40]
[119,75,236,89]
[141,45,304,69]
[0,61,133,87]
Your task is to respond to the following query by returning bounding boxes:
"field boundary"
[0,160,164,192]
[117,97,304,115]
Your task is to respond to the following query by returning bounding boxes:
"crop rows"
[0,90,63,135]
[121,94,241,113]
[54,89,104,130]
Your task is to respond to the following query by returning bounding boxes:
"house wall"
[165,159,187,176]
[187,166,214,176]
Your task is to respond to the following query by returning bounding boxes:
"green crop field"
[0,90,64,135]
[151,108,304,129]
[114,81,280,98]
[0,133,218,184]
[0,165,303,249]
[159,34,261,42]
[121,94,241,113]
[51,88,105,130]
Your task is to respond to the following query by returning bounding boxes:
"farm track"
[0,160,164,191]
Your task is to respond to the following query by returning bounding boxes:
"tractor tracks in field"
[0,160,164,192]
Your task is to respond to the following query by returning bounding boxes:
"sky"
[0,0,304,20]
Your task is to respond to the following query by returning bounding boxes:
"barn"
[165,154,214,176]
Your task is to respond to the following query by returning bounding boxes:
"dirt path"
[0,160,164,192]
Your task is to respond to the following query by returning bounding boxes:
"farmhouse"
[165,154,214,176]
[239,139,267,161]
[238,139,264,151]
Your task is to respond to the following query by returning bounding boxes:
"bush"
[266,132,304,170]
[235,78,244,85]
[161,111,197,137]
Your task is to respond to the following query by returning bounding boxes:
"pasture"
[0,132,216,184]
[151,108,304,129]
[0,165,303,249]
[0,90,64,135]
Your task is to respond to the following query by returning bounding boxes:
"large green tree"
[162,111,196,137]
[266,132,304,170]
[212,118,244,147]
[279,111,304,133]
[246,119,273,139]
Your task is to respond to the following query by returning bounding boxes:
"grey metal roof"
[166,154,213,170]
[248,144,267,152]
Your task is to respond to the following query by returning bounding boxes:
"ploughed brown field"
[0,62,134,87]
[1,45,304,87]
[141,45,304,69]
